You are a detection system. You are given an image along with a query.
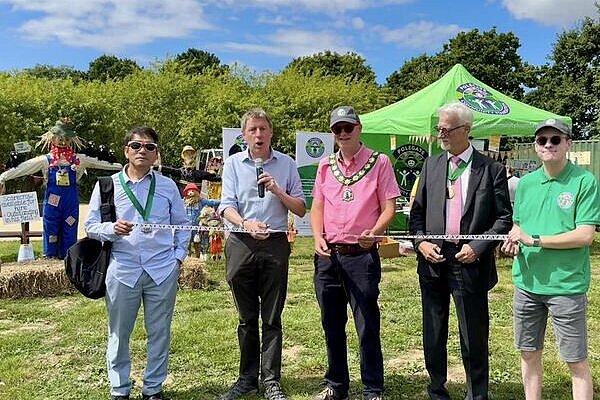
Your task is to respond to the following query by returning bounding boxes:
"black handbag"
[65,177,116,299]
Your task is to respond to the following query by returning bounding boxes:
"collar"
[243,148,276,163]
[123,165,153,183]
[447,144,473,164]
[541,160,573,184]
[337,144,366,162]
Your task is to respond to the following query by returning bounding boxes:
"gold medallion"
[448,185,455,199]
[342,187,354,202]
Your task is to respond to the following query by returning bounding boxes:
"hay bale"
[0,259,76,299]
[178,257,209,289]
[0,256,209,299]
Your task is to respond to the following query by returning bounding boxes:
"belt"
[328,242,375,255]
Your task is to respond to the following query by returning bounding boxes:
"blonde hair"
[241,108,273,132]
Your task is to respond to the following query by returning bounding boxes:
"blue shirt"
[84,167,191,288]
[218,149,305,231]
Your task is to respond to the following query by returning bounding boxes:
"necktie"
[447,155,462,240]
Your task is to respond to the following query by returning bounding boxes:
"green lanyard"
[447,154,472,183]
[118,171,156,221]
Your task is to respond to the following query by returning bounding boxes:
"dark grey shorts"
[513,287,588,362]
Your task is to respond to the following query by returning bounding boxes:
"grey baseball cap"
[330,106,361,128]
[534,118,571,137]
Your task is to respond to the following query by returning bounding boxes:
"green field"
[0,237,598,399]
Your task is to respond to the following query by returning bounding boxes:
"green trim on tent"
[361,63,571,139]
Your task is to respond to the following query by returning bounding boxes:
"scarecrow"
[182,183,219,258]
[0,118,122,259]
[154,145,221,196]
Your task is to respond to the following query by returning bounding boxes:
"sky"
[0,0,597,84]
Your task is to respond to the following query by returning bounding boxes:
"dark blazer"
[409,149,512,291]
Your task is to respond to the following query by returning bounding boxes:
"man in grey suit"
[409,102,512,400]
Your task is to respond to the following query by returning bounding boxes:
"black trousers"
[314,248,384,396]
[419,243,490,400]
[225,232,290,385]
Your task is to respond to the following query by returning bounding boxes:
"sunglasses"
[332,124,356,135]
[127,141,157,152]
[435,124,465,135]
[535,135,564,146]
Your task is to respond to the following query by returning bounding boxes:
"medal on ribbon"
[329,151,379,202]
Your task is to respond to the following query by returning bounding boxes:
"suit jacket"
[409,149,512,291]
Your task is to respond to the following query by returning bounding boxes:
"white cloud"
[352,17,366,29]
[502,0,597,26]
[256,15,294,26]
[376,21,465,50]
[0,0,212,51]
[222,29,353,58]
[215,0,413,13]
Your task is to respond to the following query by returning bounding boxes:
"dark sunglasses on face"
[127,141,157,152]
[535,135,564,146]
[332,124,356,135]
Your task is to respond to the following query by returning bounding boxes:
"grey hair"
[241,108,273,131]
[437,102,474,126]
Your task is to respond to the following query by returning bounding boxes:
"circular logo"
[305,137,325,158]
[392,144,428,197]
[234,134,248,150]
[557,192,574,209]
[456,83,510,115]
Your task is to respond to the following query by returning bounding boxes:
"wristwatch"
[531,235,541,247]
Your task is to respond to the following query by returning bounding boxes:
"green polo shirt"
[512,161,600,295]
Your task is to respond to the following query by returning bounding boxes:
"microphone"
[255,158,265,198]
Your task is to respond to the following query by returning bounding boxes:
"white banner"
[0,192,40,224]
[222,128,246,161]
[294,131,334,236]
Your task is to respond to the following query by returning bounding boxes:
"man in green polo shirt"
[502,118,600,400]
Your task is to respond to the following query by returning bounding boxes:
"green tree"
[171,48,228,76]
[284,51,377,85]
[87,55,142,82]
[525,11,600,138]
[385,28,532,101]
[22,64,86,82]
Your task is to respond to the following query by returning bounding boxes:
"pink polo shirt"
[312,146,401,244]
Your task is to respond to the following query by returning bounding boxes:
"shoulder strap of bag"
[98,176,116,223]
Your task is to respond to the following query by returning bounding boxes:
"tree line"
[0,10,598,171]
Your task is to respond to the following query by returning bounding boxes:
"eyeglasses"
[535,135,564,146]
[436,124,465,135]
[332,124,356,135]
[127,141,157,152]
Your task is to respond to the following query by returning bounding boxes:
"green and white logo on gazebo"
[457,83,510,115]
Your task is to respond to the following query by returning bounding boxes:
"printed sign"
[222,128,246,161]
[0,192,40,224]
[568,151,591,166]
[295,131,334,236]
[13,141,32,153]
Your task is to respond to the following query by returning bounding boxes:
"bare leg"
[521,350,542,400]
[568,359,593,400]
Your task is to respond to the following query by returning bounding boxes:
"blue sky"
[0,0,596,84]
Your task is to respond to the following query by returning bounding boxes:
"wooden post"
[21,222,30,244]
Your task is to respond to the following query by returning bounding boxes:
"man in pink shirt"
[311,106,400,400]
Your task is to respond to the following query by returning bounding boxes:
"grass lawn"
[0,236,599,399]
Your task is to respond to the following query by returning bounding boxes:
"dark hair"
[124,126,159,145]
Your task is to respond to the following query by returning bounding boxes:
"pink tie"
[447,156,462,240]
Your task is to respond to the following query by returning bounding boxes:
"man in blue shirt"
[218,108,306,400]
[85,126,190,400]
